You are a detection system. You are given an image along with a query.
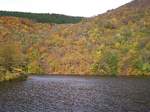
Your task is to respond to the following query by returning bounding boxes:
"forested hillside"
[0,0,149,76]
[0,11,83,24]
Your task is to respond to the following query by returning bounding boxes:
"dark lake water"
[0,76,150,112]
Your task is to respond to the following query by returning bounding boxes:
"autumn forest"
[0,0,150,81]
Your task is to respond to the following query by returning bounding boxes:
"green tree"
[0,42,25,74]
[92,49,119,76]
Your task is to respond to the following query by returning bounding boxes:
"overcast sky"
[0,0,132,17]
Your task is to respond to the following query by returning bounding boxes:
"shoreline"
[29,74,150,78]
[1,73,149,83]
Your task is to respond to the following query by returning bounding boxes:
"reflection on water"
[0,76,150,112]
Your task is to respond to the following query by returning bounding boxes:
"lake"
[0,76,150,112]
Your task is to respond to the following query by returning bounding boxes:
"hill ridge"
[0,10,84,24]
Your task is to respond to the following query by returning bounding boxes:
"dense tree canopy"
[0,11,83,24]
[0,0,149,76]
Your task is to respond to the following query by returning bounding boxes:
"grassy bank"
[0,72,28,82]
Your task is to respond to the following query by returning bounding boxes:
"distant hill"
[0,11,83,24]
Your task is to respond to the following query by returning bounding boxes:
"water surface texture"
[0,76,150,112]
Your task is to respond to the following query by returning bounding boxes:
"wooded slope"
[0,0,149,75]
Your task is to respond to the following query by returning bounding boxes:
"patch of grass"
[0,71,27,82]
